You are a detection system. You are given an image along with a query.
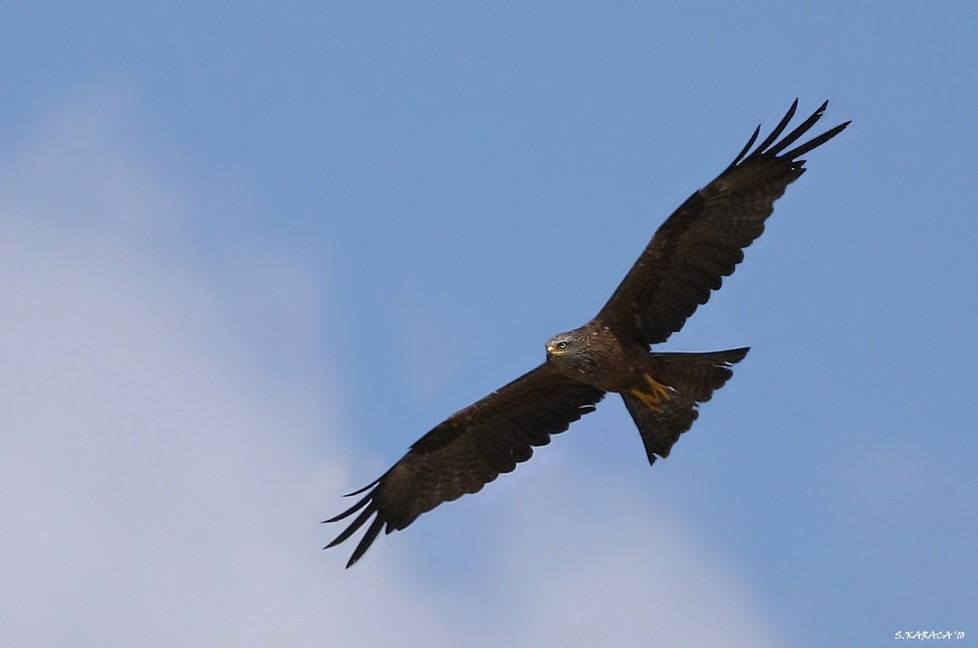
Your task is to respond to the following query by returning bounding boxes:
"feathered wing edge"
[728,99,850,170]
[597,100,849,345]
[323,366,605,568]
[322,479,386,568]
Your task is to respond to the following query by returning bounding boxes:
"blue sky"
[1,2,975,647]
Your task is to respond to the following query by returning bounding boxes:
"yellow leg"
[629,374,671,413]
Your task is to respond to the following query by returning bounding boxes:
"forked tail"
[622,347,749,465]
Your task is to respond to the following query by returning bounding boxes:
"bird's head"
[546,330,586,361]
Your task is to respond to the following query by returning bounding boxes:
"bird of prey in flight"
[325,100,848,567]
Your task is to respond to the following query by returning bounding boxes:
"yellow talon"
[645,374,671,401]
[630,374,671,413]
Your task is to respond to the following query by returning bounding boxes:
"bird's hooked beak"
[546,342,565,357]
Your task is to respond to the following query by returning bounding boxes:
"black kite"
[326,100,848,567]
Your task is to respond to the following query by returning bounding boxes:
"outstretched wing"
[324,364,605,567]
[597,100,849,346]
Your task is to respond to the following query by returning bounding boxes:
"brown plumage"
[326,100,849,567]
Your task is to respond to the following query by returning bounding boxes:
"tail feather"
[623,347,748,465]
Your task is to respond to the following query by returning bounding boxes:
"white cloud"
[0,86,785,647]
[496,465,782,648]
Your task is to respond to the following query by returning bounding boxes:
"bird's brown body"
[326,100,849,567]
[546,321,679,409]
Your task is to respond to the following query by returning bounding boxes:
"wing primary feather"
[322,490,374,524]
[325,502,378,549]
[346,516,386,568]
[781,120,851,159]
[749,98,799,157]
[728,124,761,168]
[766,100,830,157]
[341,477,382,498]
